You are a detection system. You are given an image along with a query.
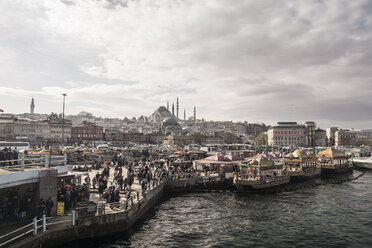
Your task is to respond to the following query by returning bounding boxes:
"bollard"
[42,215,46,232]
[33,217,37,236]
[131,196,134,206]
[125,200,128,210]
[72,210,76,226]
[137,192,140,201]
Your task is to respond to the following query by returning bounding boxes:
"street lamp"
[62,93,67,145]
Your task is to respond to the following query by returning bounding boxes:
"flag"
[0,109,3,112]
[246,167,252,174]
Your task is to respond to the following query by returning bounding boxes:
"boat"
[352,157,372,169]
[317,147,353,173]
[284,149,321,180]
[233,154,290,190]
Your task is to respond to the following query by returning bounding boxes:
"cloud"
[0,0,372,129]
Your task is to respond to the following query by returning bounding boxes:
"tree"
[256,132,267,146]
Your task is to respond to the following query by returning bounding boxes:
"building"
[48,114,72,141]
[163,134,195,146]
[326,127,338,146]
[68,111,95,127]
[71,121,104,142]
[14,119,51,141]
[314,128,327,147]
[160,117,181,135]
[304,121,316,147]
[0,114,15,140]
[267,122,307,147]
[335,129,372,147]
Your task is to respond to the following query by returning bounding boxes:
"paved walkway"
[85,166,144,205]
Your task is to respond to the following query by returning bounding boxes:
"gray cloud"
[0,0,371,129]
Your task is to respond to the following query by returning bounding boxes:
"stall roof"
[317,147,348,159]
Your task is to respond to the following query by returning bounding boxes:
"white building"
[14,119,51,141]
[267,122,307,147]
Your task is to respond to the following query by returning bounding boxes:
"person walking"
[38,198,46,218]
[85,175,91,188]
[46,197,54,217]
[117,175,123,192]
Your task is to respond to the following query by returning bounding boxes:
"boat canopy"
[240,155,283,170]
[317,147,348,159]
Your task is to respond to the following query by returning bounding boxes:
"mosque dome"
[162,117,180,126]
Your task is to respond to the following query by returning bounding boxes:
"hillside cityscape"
[1,97,371,149]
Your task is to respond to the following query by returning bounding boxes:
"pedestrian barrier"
[0,154,66,171]
[0,211,76,247]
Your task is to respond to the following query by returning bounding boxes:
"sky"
[0,0,371,130]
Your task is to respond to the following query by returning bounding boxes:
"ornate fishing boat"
[284,149,321,180]
[233,154,289,190]
[317,147,353,173]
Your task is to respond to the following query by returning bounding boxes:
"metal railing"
[0,179,165,247]
[76,179,164,217]
[0,154,66,171]
[0,212,76,247]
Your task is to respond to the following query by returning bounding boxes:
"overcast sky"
[0,0,371,129]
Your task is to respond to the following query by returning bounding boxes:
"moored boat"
[352,157,372,169]
[317,147,353,173]
[284,149,321,180]
[233,154,289,190]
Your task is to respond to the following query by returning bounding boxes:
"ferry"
[352,157,372,169]
[233,154,290,190]
[317,147,353,173]
[284,149,321,180]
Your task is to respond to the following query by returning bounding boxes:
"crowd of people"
[0,188,36,222]
[0,147,19,166]
[57,183,90,212]
[1,148,202,223]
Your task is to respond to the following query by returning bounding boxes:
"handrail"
[0,216,66,247]
[0,222,34,240]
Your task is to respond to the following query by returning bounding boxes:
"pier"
[1,168,366,248]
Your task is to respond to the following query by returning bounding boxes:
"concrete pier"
[9,181,165,248]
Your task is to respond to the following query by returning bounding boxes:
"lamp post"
[62,93,67,145]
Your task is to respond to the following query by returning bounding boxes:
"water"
[84,171,372,248]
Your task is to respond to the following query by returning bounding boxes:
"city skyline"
[1,0,372,130]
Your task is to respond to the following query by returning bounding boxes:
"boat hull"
[290,168,321,181]
[234,176,290,190]
[321,165,353,174]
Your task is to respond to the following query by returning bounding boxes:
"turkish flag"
[246,167,252,174]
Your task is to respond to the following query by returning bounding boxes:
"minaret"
[30,97,35,114]
[172,103,175,117]
[167,101,169,111]
[176,97,179,119]
[184,109,186,121]
[194,106,196,122]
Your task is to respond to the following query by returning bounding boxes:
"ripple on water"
[87,173,372,248]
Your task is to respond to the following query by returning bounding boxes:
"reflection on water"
[81,171,372,248]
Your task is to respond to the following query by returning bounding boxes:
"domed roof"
[157,106,169,113]
[162,117,180,126]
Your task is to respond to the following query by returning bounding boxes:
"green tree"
[256,132,267,146]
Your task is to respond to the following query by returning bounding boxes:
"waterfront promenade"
[0,163,366,248]
[3,165,166,248]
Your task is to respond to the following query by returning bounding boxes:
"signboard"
[225,172,233,179]
[57,202,64,216]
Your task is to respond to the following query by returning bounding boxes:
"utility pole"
[62,93,67,145]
